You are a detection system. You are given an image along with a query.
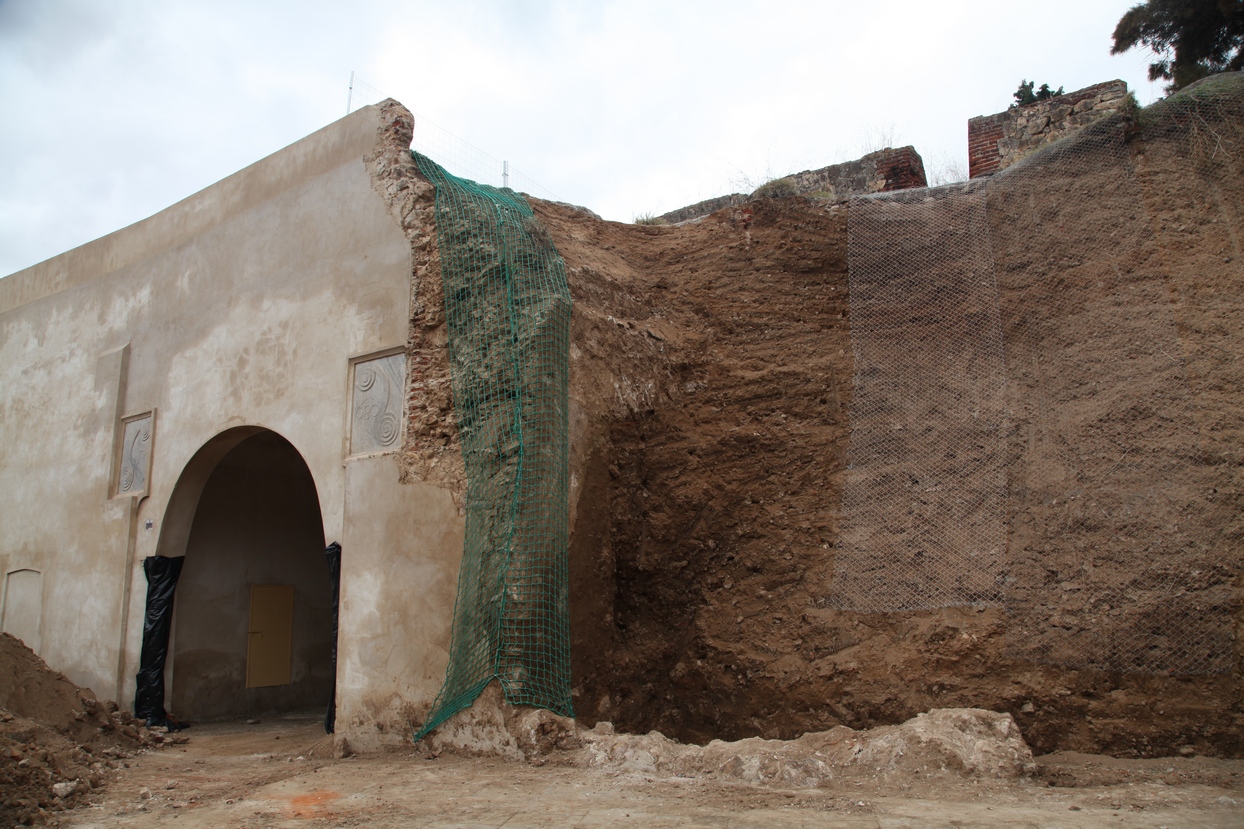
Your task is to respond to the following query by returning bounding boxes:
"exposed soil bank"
[541,76,1244,758]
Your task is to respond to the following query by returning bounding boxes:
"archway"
[161,428,334,721]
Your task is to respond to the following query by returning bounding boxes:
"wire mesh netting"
[827,76,1243,674]
[412,152,573,740]
[827,182,1008,611]
[988,114,1225,674]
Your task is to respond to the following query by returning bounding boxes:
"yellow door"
[246,584,294,688]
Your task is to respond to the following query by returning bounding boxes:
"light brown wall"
[337,453,463,750]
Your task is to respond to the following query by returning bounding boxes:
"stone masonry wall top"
[969,80,1129,178]
[657,147,927,225]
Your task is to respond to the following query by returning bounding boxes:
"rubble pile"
[0,633,183,826]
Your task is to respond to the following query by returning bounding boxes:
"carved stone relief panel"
[116,413,154,496]
[350,352,406,455]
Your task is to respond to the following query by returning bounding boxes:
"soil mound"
[0,633,181,826]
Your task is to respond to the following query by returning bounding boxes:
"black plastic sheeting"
[324,541,342,734]
[133,555,184,727]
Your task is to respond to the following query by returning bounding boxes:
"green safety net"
[412,152,574,740]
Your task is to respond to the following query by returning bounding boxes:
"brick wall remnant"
[968,80,1129,178]
[869,146,927,192]
[656,146,927,225]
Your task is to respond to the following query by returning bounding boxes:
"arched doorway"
[160,427,334,721]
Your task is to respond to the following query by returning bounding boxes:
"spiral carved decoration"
[117,415,153,495]
[351,353,405,455]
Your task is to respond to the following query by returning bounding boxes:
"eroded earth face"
[535,174,1243,757]
[518,84,1244,757]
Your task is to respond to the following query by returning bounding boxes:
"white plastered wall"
[0,103,464,745]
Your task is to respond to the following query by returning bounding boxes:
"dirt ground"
[60,714,1244,829]
[5,635,1238,829]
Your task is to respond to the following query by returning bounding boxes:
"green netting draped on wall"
[412,152,573,740]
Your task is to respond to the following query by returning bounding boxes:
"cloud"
[0,0,1171,275]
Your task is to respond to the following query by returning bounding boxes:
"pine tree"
[1112,0,1244,93]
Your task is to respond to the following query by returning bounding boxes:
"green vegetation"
[751,177,798,199]
[1112,0,1244,93]
[1013,80,1065,106]
[634,213,668,225]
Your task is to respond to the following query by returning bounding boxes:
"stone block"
[350,352,406,455]
[117,413,153,496]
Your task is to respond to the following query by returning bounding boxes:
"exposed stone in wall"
[786,146,927,197]
[656,146,927,224]
[364,100,465,502]
[657,193,750,225]
[969,80,1130,178]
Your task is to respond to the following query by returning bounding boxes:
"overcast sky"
[1,0,1168,277]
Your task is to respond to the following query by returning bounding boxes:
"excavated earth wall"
[525,76,1244,759]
